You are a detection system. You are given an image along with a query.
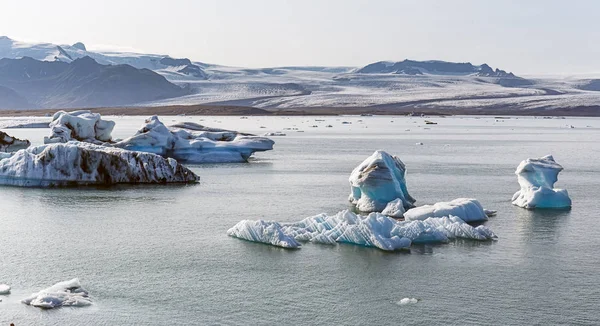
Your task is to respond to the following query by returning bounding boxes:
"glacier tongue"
[22,278,91,309]
[512,155,572,209]
[0,142,199,187]
[228,210,496,251]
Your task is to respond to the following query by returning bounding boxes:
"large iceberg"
[44,110,115,144]
[0,131,30,152]
[22,279,92,309]
[115,116,274,163]
[404,198,494,222]
[0,142,198,187]
[349,151,416,213]
[512,155,572,209]
[228,210,496,251]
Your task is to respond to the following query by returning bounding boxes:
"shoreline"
[0,104,598,117]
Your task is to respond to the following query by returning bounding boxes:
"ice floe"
[44,110,115,144]
[512,155,572,209]
[404,198,494,222]
[0,284,10,295]
[0,142,198,187]
[115,116,275,163]
[22,279,91,309]
[397,298,418,305]
[349,150,416,213]
[228,210,496,251]
[0,131,30,152]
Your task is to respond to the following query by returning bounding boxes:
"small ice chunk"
[397,298,418,305]
[512,155,572,209]
[381,198,406,218]
[227,220,301,248]
[22,279,91,309]
[404,198,491,222]
[0,131,30,152]
[0,284,11,295]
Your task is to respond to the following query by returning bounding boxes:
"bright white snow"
[22,279,91,309]
[228,210,496,251]
[349,150,416,213]
[404,198,493,222]
[0,142,199,187]
[512,155,572,209]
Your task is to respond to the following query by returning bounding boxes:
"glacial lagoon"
[1,115,599,325]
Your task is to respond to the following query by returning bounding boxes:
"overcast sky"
[1,0,598,75]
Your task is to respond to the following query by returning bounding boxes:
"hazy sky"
[1,0,599,75]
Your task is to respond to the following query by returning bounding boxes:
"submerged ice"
[22,279,91,309]
[228,210,496,251]
[0,142,198,187]
[404,198,494,222]
[349,151,416,213]
[512,155,572,209]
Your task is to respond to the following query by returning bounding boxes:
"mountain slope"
[356,60,516,77]
[0,85,30,109]
[0,56,189,109]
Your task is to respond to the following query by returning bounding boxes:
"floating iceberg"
[0,131,30,152]
[512,155,572,209]
[227,220,301,248]
[397,298,418,305]
[115,116,275,163]
[228,210,496,251]
[381,198,406,218]
[22,279,91,309]
[44,110,115,144]
[404,198,494,222]
[0,142,198,187]
[349,151,416,213]
[0,284,10,295]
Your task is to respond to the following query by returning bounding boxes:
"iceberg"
[381,198,406,218]
[115,116,275,163]
[228,210,496,251]
[0,142,199,187]
[404,198,494,222]
[349,151,416,213]
[44,110,115,144]
[0,131,30,152]
[397,298,418,305]
[22,279,91,309]
[227,220,302,248]
[512,155,572,209]
[0,284,10,295]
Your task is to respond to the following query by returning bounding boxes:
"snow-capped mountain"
[355,60,516,77]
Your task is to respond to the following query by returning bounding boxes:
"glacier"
[0,130,30,152]
[115,115,274,163]
[0,142,198,187]
[0,284,10,295]
[349,151,416,213]
[512,155,572,209]
[404,198,495,222]
[228,210,496,251]
[44,110,115,144]
[22,279,92,309]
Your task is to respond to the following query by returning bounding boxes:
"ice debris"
[397,298,418,305]
[404,198,494,222]
[349,151,416,213]
[512,155,572,209]
[0,284,10,295]
[0,131,30,152]
[228,210,496,251]
[0,142,198,187]
[22,279,91,309]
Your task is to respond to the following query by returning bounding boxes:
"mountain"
[356,60,516,77]
[0,85,30,108]
[0,56,189,109]
[0,36,208,81]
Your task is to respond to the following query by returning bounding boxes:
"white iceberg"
[404,198,494,222]
[381,198,406,218]
[512,155,572,209]
[0,131,30,152]
[115,116,275,163]
[22,278,91,309]
[397,298,418,305]
[227,220,301,248]
[0,284,10,295]
[349,151,416,213]
[228,210,496,251]
[44,110,115,144]
[0,142,199,187]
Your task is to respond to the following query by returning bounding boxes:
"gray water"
[1,115,599,325]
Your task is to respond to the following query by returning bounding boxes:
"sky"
[1,0,599,75]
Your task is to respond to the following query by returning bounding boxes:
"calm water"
[1,115,599,325]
